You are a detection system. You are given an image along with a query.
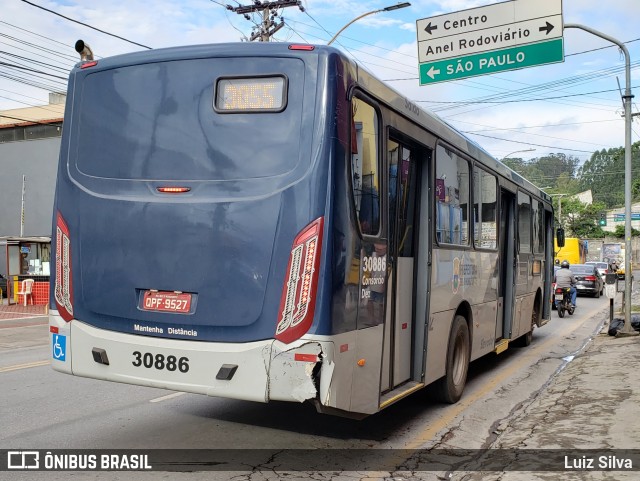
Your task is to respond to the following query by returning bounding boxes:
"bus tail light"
[275,217,324,344]
[54,211,74,322]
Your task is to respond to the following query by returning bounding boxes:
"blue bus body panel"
[52,44,338,342]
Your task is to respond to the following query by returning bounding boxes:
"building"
[0,93,64,278]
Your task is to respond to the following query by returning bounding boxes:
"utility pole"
[20,174,26,237]
[228,0,305,42]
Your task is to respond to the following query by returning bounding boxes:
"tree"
[611,225,640,238]
[536,153,580,185]
[633,178,640,201]
[559,198,608,238]
[504,153,581,190]
[579,141,640,208]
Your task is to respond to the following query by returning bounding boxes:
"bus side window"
[351,98,380,236]
[473,168,497,249]
[518,192,532,253]
[435,144,469,245]
[532,200,545,253]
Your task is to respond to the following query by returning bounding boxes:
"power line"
[300,11,360,65]
[420,86,640,105]
[282,24,311,44]
[0,51,71,74]
[454,117,621,133]
[0,32,77,64]
[466,132,597,154]
[19,0,151,49]
[431,61,640,115]
[0,20,75,52]
[0,69,65,92]
[0,61,67,80]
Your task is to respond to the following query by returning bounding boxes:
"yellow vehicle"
[554,237,587,266]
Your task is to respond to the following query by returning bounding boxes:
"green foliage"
[503,142,640,223]
[578,142,640,208]
[611,225,640,238]
[560,199,609,238]
[633,178,640,201]
[503,153,581,192]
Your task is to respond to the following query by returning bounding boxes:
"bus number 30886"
[132,351,190,373]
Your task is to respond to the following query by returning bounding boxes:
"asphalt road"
[0,292,619,480]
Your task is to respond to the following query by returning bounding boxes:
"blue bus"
[50,42,553,418]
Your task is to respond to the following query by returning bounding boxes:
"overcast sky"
[2,0,639,171]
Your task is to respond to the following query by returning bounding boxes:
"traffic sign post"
[416,0,564,85]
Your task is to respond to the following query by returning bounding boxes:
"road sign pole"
[564,24,636,337]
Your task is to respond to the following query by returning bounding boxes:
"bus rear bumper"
[49,312,333,404]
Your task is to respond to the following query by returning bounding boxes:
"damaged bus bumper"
[49,311,335,405]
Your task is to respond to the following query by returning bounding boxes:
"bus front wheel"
[437,315,470,404]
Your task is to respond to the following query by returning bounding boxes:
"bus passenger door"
[381,138,422,391]
[498,189,516,340]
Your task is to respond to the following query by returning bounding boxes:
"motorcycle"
[555,286,575,318]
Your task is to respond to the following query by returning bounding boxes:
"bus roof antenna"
[75,40,94,61]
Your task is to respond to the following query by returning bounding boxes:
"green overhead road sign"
[419,38,564,85]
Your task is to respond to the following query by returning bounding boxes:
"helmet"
[561,260,570,268]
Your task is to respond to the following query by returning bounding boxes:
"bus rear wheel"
[436,315,470,404]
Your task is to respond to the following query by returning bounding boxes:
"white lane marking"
[0,323,48,330]
[0,360,50,373]
[149,392,187,403]
[0,314,47,321]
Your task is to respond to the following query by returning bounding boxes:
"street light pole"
[564,23,636,337]
[327,2,410,45]
[546,193,568,227]
[500,148,535,161]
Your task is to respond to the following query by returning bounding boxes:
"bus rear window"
[73,58,304,181]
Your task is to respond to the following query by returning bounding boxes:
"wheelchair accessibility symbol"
[52,334,66,361]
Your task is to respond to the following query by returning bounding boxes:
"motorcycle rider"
[554,260,577,308]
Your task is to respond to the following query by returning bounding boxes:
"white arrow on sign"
[416,0,562,42]
[418,14,563,63]
[427,66,440,79]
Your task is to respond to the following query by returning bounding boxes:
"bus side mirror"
[556,228,565,247]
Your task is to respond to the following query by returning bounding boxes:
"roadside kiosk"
[1,236,51,306]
